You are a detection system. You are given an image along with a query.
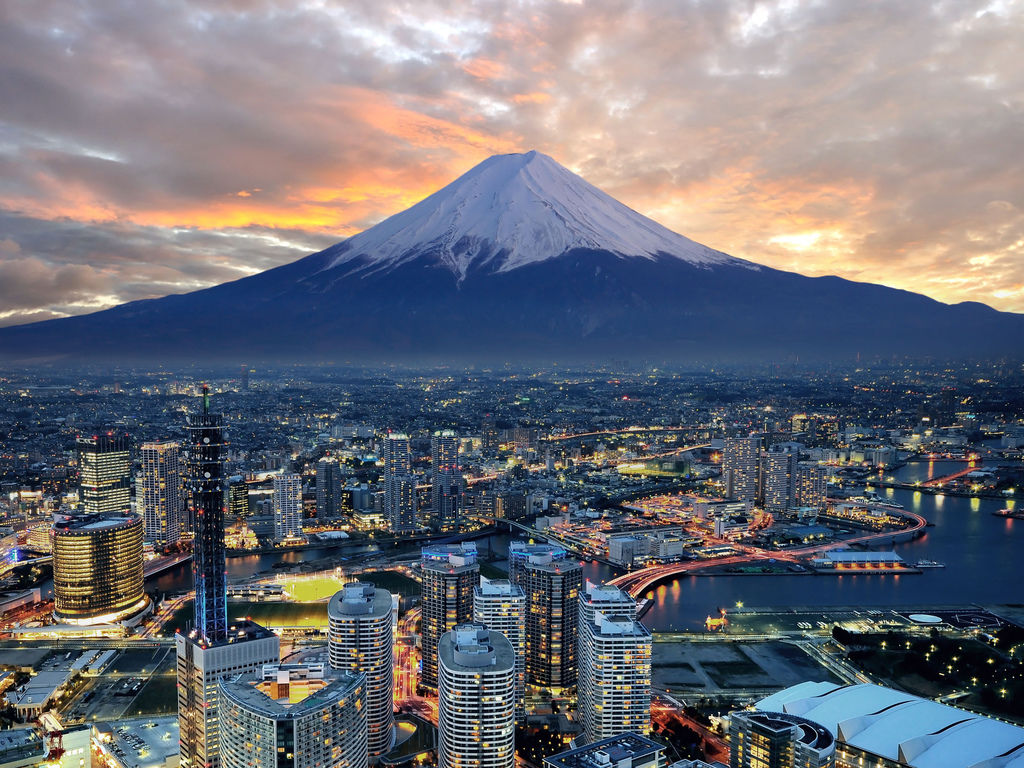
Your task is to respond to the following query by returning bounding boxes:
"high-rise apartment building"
[761,449,799,512]
[437,624,515,768]
[328,581,395,760]
[219,663,368,768]
[508,540,582,689]
[50,512,148,625]
[77,432,131,516]
[577,611,651,742]
[316,457,345,520]
[273,472,303,540]
[420,543,479,689]
[431,430,460,528]
[723,436,760,502]
[481,414,499,457]
[795,463,827,509]
[177,389,280,768]
[473,578,526,716]
[383,434,417,533]
[138,441,184,547]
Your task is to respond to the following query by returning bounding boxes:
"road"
[610,507,928,597]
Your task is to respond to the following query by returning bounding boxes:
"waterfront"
[642,459,1022,630]
[147,459,1021,632]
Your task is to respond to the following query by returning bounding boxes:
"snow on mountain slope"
[326,150,750,278]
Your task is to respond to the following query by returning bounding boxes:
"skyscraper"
[77,432,130,516]
[138,441,184,547]
[577,611,651,742]
[227,477,250,522]
[508,540,582,689]
[187,388,229,643]
[723,436,760,502]
[219,663,368,768]
[328,582,395,760]
[273,472,303,540]
[431,430,460,529]
[177,388,280,768]
[383,433,417,533]
[473,578,526,716]
[795,463,827,509]
[420,543,479,689]
[761,448,799,512]
[481,414,498,457]
[316,457,345,520]
[50,512,148,625]
[437,624,515,768]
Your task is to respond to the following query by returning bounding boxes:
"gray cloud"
[0,0,1021,322]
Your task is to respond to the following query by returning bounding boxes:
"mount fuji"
[1,150,1021,364]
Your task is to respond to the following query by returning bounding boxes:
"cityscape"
[2,1,1024,768]
[0,363,1021,768]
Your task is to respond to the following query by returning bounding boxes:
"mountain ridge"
[0,150,1021,364]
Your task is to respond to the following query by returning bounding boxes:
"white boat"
[914,559,945,568]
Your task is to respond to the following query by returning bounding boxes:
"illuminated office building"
[50,512,148,625]
[77,432,130,516]
[723,436,760,502]
[729,710,835,768]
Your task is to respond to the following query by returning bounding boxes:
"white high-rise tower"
[138,441,185,546]
[384,434,417,533]
[473,578,526,716]
[273,472,303,540]
[328,581,395,760]
[438,624,516,768]
[577,609,651,743]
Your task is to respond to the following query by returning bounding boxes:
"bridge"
[609,507,928,598]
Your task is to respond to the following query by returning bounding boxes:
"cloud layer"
[1,0,1022,326]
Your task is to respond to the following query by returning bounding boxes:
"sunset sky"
[1,0,1022,327]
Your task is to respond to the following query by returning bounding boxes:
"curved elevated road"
[610,507,928,598]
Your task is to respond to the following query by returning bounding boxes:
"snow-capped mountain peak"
[326,150,745,278]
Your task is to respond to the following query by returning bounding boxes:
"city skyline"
[1,1,1023,331]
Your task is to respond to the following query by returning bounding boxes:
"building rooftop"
[0,727,45,763]
[475,578,524,597]
[756,682,1024,768]
[545,733,664,768]
[94,716,180,768]
[422,542,478,568]
[439,623,515,672]
[182,618,276,649]
[328,581,392,618]
[220,664,363,720]
[51,512,139,533]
